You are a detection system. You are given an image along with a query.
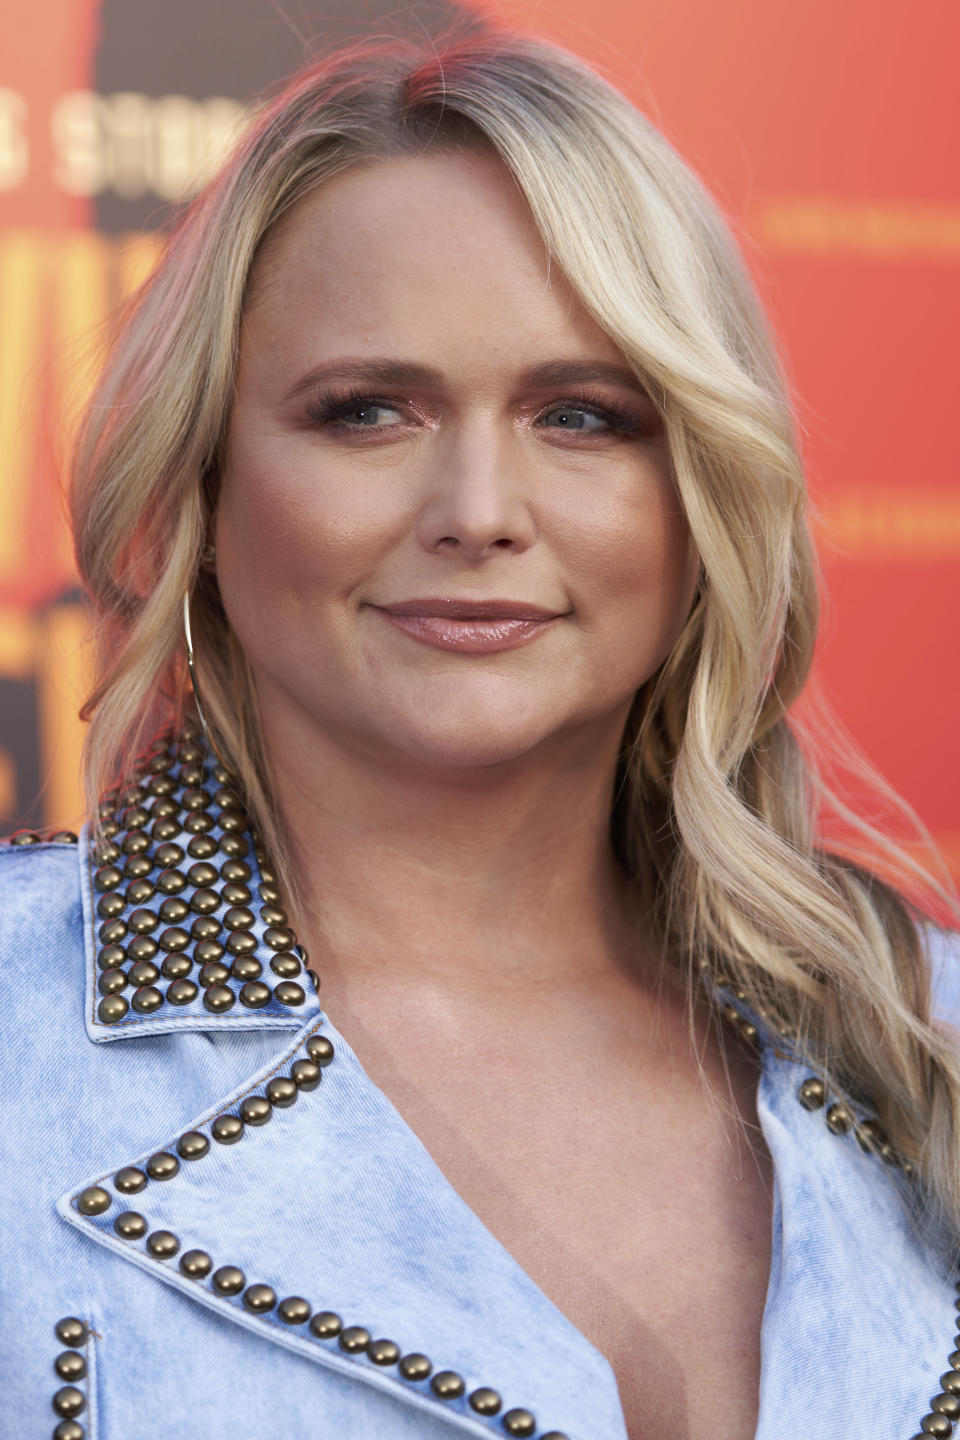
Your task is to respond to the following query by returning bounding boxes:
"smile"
[372,599,565,654]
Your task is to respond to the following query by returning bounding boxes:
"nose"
[415,420,538,560]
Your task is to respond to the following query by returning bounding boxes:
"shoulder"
[0,833,85,993]
[925,923,960,1034]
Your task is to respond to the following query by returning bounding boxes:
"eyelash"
[303,387,653,440]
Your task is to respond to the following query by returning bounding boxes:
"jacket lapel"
[59,1007,627,1440]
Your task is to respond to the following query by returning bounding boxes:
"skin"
[216,147,700,989]
[214,149,771,1440]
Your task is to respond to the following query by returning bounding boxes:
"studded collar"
[79,733,321,1043]
[41,733,960,1439]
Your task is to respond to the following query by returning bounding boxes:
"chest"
[343,998,774,1440]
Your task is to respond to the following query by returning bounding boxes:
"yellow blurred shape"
[0,750,16,819]
[0,232,43,580]
[36,600,94,831]
[0,606,36,675]
[754,199,960,259]
[815,490,960,559]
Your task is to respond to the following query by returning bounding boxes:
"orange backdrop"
[1,0,957,876]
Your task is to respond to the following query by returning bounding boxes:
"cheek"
[214,434,401,621]
[570,466,698,654]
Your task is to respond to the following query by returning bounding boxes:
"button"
[53,1420,85,1440]
[97,969,127,996]
[270,954,301,978]
[503,1409,537,1436]
[159,897,190,925]
[177,1130,210,1160]
[128,959,160,987]
[52,1385,85,1418]
[239,981,271,1009]
[161,954,193,980]
[430,1371,465,1399]
[190,887,220,915]
[398,1353,432,1381]
[77,1186,111,1216]
[132,986,164,1014]
[309,1311,342,1339]
[223,905,255,931]
[243,1284,277,1313]
[264,926,294,951]
[179,1249,213,1279]
[146,1151,180,1181]
[212,1265,246,1295]
[54,1351,87,1381]
[204,984,235,1013]
[54,1318,88,1346]
[275,981,306,1007]
[146,1230,180,1258]
[266,1077,297,1108]
[826,1103,853,1135]
[128,907,159,934]
[113,1167,146,1194]
[469,1388,502,1414]
[278,1296,312,1326]
[240,1095,272,1126]
[159,926,190,952]
[306,1034,335,1066]
[114,1211,148,1240]
[338,1325,371,1353]
[368,1339,400,1365]
[198,961,231,987]
[229,950,261,974]
[212,1113,244,1144]
[291,1059,322,1091]
[97,995,128,1024]
[167,978,199,1006]
[797,1077,826,1110]
[127,935,160,964]
[186,861,218,886]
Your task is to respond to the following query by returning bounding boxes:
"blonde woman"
[2,26,958,1440]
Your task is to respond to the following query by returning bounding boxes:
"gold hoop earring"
[182,590,230,771]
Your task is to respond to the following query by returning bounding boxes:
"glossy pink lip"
[379,598,563,620]
[372,598,566,653]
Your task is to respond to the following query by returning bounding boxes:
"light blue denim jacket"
[2,747,960,1439]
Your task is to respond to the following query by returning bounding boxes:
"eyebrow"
[282,356,652,403]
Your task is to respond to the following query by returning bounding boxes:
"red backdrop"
[1,0,957,879]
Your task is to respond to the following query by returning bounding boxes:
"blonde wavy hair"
[71,25,960,1251]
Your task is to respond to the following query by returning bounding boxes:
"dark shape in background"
[93,0,475,233]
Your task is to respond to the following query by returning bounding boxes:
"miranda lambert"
[2,26,960,1440]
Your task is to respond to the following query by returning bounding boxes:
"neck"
[259,712,650,1008]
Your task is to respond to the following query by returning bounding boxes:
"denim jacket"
[2,740,960,1440]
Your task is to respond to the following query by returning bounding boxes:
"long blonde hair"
[71,24,960,1252]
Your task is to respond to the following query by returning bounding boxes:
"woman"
[2,26,959,1440]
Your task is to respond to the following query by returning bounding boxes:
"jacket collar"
[66,730,958,1438]
[80,730,321,1043]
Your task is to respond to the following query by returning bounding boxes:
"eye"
[535,397,649,439]
[538,404,610,432]
[304,390,406,431]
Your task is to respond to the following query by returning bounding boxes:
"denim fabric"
[2,833,959,1439]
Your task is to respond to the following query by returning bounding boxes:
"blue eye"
[540,405,609,431]
[307,395,404,429]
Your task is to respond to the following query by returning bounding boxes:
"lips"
[372,598,566,654]
[378,598,563,620]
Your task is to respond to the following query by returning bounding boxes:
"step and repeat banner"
[1,0,957,875]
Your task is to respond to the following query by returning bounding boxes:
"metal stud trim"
[67,1022,567,1437]
[706,968,916,1181]
[51,1315,92,1438]
[906,1274,960,1438]
[68,1031,334,1220]
[84,732,320,1032]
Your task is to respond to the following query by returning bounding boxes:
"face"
[216,149,699,777]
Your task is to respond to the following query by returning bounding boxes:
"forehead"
[240,150,625,372]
